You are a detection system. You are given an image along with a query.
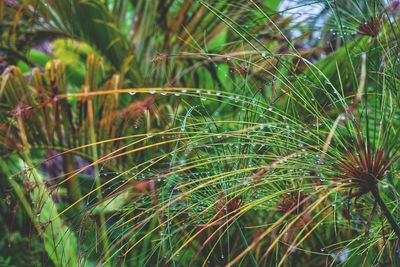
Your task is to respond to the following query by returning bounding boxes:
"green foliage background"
[1,0,400,266]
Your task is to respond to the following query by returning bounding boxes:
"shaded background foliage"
[1,0,400,266]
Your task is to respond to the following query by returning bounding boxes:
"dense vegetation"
[1,0,400,266]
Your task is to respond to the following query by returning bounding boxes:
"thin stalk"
[235,221,258,267]
[87,97,111,264]
[84,53,110,265]
[371,188,400,240]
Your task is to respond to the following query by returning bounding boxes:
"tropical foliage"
[1,0,400,266]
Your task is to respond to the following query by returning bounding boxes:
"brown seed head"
[338,143,397,199]
[357,18,380,37]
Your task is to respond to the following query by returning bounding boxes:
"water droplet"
[129,91,137,95]
[149,89,156,94]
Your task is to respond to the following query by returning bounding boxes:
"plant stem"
[235,221,258,267]
[371,188,400,240]
[88,98,111,265]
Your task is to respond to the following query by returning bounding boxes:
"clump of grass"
[1,0,400,266]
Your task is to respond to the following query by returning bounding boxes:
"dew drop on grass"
[149,89,156,94]
[161,92,167,96]
[182,89,187,93]
[129,91,137,95]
